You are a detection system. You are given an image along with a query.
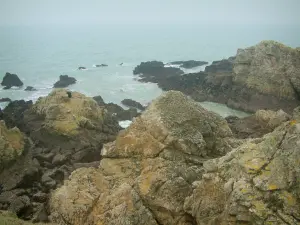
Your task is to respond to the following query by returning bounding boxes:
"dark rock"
[3,85,12,90]
[51,154,67,166]
[41,175,56,190]
[32,192,48,203]
[78,67,86,70]
[0,98,11,103]
[8,195,30,215]
[121,99,145,111]
[32,203,48,222]
[93,95,105,106]
[95,64,108,67]
[120,63,124,66]
[168,60,208,69]
[1,72,23,87]
[53,75,76,88]
[24,86,37,91]
[106,103,140,121]
[1,100,33,130]
[133,61,184,83]
[205,58,234,73]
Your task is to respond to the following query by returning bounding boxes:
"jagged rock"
[105,103,140,121]
[53,75,76,88]
[205,58,234,73]
[49,91,235,225]
[25,86,37,91]
[0,98,11,103]
[0,121,25,172]
[168,60,208,69]
[1,100,33,131]
[184,120,300,224]
[121,99,145,111]
[92,95,105,106]
[1,72,23,88]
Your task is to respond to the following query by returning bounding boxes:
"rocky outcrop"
[49,91,236,225]
[121,99,145,111]
[185,119,300,224]
[25,86,37,91]
[0,89,121,222]
[168,60,208,69]
[0,121,25,172]
[142,41,300,114]
[53,75,76,88]
[1,73,23,88]
[226,109,291,139]
[133,61,184,83]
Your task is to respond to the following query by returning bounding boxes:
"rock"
[0,98,11,103]
[49,91,234,225]
[3,85,12,90]
[168,60,208,69]
[53,75,76,88]
[1,100,33,131]
[105,103,140,121]
[0,210,55,224]
[8,195,30,215]
[95,64,108,67]
[51,154,67,166]
[205,58,234,73]
[226,109,290,139]
[1,72,23,88]
[133,61,184,83]
[121,99,145,110]
[78,67,86,70]
[32,192,48,203]
[184,120,300,224]
[24,86,37,91]
[0,121,25,172]
[92,95,105,106]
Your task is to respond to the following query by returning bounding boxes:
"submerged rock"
[49,91,235,225]
[1,72,23,88]
[53,75,76,88]
[95,64,108,67]
[24,86,37,91]
[77,67,86,70]
[121,99,145,111]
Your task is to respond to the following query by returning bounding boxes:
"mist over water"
[0,24,299,117]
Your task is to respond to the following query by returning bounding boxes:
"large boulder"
[184,120,300,224]
[53,75,76,88]
[49,91,235,225]
[1,73,23,88]
[0,121,25,172]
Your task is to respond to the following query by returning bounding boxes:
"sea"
[1,24,299,119]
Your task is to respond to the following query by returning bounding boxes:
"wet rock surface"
[53,75,76,88]
[1,72,24,88]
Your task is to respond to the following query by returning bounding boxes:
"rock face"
[168,60,208,69]
[185,120,300,224]
[53,75,76,88]
[0,89,121,222]
[0,121,25,172]
[121,99,145,111]
[1,73,23,88]
[226,109,291,139]
[25,86,37,91]
[49,91,235,225]
[133,61,184,83]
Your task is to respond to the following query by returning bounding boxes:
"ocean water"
[1,24,299,117]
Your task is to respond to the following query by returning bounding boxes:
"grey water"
[1,24,299,117]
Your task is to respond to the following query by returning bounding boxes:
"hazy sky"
[1,0,299,26]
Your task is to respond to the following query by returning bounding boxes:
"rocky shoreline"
[0,40,300,224]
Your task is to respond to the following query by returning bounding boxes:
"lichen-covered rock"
[0,121,25,171]
[49,91,235,225]
[184,120,300,224]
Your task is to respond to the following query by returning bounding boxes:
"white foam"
[119,120,132,128]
